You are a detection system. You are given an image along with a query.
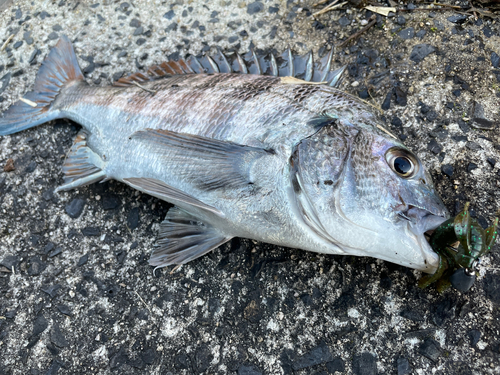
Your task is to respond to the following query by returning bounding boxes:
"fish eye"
[385,148,418,178]
[394,156,412,175]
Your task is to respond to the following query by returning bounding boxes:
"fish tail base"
[0,35,83,136]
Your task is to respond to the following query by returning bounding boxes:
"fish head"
[292,121,449,272]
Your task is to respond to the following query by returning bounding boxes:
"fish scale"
[0,36,449,272]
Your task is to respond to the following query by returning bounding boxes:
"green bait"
[419,203,499,292]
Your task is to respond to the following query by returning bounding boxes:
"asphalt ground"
[0,1,499,374]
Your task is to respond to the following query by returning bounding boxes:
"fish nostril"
[420,178,426,185]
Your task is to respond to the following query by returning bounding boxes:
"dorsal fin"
[114,46,346,89]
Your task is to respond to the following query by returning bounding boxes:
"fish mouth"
[398,205,449,271]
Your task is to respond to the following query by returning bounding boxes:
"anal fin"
[123,177,224,217]
[55,131,106,192]
[150,207,232,267]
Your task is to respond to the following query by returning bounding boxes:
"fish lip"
[402,206,448,271]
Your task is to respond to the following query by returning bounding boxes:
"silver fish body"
[0,37,449,272]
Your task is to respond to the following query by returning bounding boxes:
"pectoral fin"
[132,128,274,191]
[56,130,106,192]
[123,177,224,217]
[150,207,232,267]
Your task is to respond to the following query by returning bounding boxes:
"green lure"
[419,203,499,292]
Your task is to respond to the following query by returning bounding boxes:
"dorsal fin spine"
[113,46,345,89]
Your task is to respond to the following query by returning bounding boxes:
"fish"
[0,36,449,273]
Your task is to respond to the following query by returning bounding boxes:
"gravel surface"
[0,1,499,374]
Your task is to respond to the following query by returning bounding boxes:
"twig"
[398,6,464,12]
[134,290,153,315]
[132,80,157,94]
[0,34,14,52]
[339,15,376,48]
[423,1,462,9]
[313,0,335,7]
[312,0,346,17]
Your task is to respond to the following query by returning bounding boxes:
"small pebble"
[247,1,264,15]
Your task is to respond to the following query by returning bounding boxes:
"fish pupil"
[394,157,412,175]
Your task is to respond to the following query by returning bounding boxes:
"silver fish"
[0,36,449,272]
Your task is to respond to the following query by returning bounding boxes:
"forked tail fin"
[0,35,83,136]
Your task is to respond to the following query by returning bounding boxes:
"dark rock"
[394,87,407,106]
[428,139,442,154]
[0,72,11,95]
[381,90,392,110]
[130,18,141,27]
[468,329,481,347]
[112,71,125,82]
[27,256,47,276]
[410,44,435,63]
[102,194,120,210]
[127,207,139,230]
[458,119,469,133]
[163,10,175,20]
[467,162,477,173]
[5,309,16,319]
[391,117,403,127]
[0,255,20,269]
[13,40,22,49]
[51,323,69,348]
[338,16,350,27]
[45,361,61,375]
[292,342,333,370]
[41,284,61,298]
[110,347,128,369]
[81,227,100,237]
[396,15,406,25]
[487,158,496,168]
[326,358,345,373]
[433,298,456,326]
[452,89,461,97]
[398,27,414,40]
[269,6,279,13]
[447,15,468,24]
[65,198,85,218]
[24,31,33,44]
[56,305,72,316]
[466,142,481,151]
[77,254,89,267]
[416,29,426,39]
[419,338,441,362]
[133,26,143,36]
[32,314,48,336]
[238,364,262,375]
[426,110,438,121]
[483,26,493,38]
[441,164,453,177]
[247,2,264,15]
[400,309,424,322]
[397,357,411,375]
[47,32,59,40]
[136,38,146,46]
[193,345,212,373]
[40,11,50,19]
[353,352,377,375]
[356,88,369,99]
[484,273,500,304]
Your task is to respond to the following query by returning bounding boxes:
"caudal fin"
[0,35,83,136]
